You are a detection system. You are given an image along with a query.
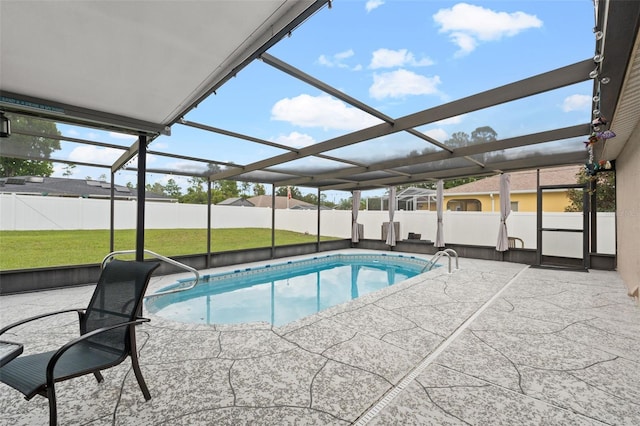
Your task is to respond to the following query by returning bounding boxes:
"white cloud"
[562,94,591,112]
[274,132,316,149]
[365,0,384,13]
[369,48,434,69]
[317,54,332,67]
[151,141,169,149]
[423,128,449,141]
[369,69,442,100]
[271,94,382,131]
[449,32,477,57]
[335,50,354,60]
[68,146,124,164]
[108,131,137,141]
[164,160,209,174]
[433,3,543,56]
[435,115,465,125]
[152,174,191,191]
[52,163,72,177]
[317,49,358,69]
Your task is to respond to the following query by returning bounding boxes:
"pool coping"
[144,249,441,331]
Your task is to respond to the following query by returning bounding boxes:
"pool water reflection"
[146,254,429,326]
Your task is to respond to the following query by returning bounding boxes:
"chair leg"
[94,371,104,382]
[129,326,151,400]
[131,352,151,400]
[47,385,57,426]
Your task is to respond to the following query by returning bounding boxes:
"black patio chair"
[0,259,160,425]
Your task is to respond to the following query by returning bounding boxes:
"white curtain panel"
[351,190,361,243]
[385,186,397,246]
[436,180,445,247]
[496,173,512,251]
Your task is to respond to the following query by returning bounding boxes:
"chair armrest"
[46,317,150,383]
[0,309,85,336]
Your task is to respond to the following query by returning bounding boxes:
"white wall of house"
[615,119,640,298]
[0,193,615,255]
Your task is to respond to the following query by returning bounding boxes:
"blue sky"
[54,0,596,201]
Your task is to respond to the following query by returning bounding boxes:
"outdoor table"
[0,340,23,368]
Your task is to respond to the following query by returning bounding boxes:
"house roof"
[444,166,582,195]
[0,176,172,201]
[247,195,316,209]
[216,197,255,207]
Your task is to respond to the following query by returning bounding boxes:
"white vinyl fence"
[0,193,615,255]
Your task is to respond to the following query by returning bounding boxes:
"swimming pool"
[145,253,431,326]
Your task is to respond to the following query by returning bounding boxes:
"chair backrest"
[82,260,160,355]
[508,237,524,248]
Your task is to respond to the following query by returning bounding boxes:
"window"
[510,201,519,212]
[447,199,481,211]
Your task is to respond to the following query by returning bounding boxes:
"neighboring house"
[0,176,174,202]
[249,195,332,210]
[216,197,254,207]
[441,166,582,213]
[218,195,321,210]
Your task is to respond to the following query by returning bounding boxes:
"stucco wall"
[615,121,640,300]
[442,191,571,213]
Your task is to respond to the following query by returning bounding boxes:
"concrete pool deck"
[1,253,639,425]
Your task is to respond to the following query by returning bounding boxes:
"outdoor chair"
[0,259,160,425]
[508,236,525,248]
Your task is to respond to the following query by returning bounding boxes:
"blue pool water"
[146,253,431,326]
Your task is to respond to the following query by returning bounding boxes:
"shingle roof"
[247,195,316,209]
[0,176,172,200]
[217,197,254,206]
[444,166,582,194]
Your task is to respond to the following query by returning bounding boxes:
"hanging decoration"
[585,26,616,176]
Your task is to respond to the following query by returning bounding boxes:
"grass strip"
[0,228,338,270]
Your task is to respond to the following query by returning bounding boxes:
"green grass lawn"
[0,228,339,270]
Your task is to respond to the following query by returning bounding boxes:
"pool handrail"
[102,250,200,297]
[422,249,459,274]
[443,248,459,270]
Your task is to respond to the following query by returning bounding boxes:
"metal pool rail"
[422,249,459,273]
[102,250,200,296]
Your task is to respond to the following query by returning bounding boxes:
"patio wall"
[0,193,615,255]
[615,119,640,299]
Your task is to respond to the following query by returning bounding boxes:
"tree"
[365,197,382,210]
[336,198,352,210]
[253,183,266,196]
[471,126,498,143]
[62,164,76,177]
[179,177,208,204]
[276,186,303,199]
[566,169,615,212]
[444,131,470,149]
[239,181,251,198]
[145,182,166,195]
[336,196,364,210]
[0,113,61,177]
[210,180,239,204]
[443,177,481,189]
[164,179,182,198]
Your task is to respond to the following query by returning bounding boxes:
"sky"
[52,0,597,203]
